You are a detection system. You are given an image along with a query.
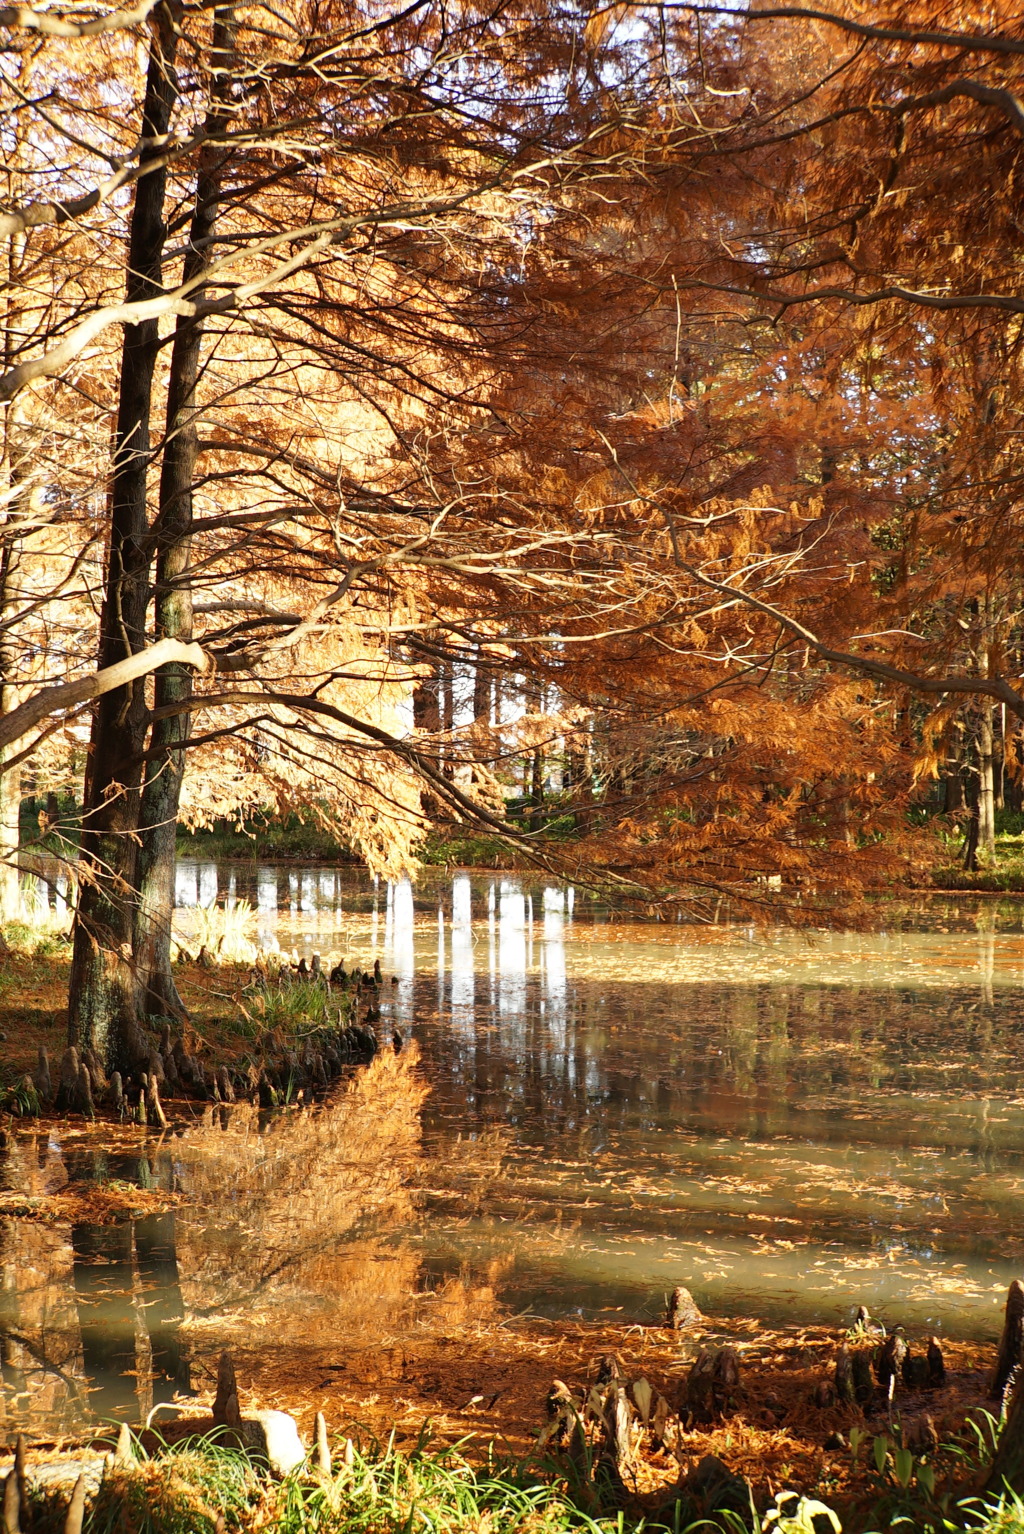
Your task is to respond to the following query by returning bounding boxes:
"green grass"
[273,1432,619,1534]
[17,1424,1024,1534]
[26,1434,258,1534]
[236,973,354,1047]
[19,1430,654,1534]
[0,1071,41,1116]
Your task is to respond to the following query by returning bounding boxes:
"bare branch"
[681,276,1024,317]
[0,186,503,400]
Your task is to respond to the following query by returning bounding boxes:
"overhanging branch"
[678,564,1024,720]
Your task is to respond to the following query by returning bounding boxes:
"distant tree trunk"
[1007,726,1024,815]
[0,544,20,917]
[566,724,593,831]
[528,746,544,830]
[962,760,980,872]
[413,637,443,817]
[996,704,1006,812]
[134,11,232,1020]
[942,748,965,815]
[413,651,442,736]
[473,652,491,726]
[67,4,180,1071]
[441,658,455,779]
[979,702,997,864]
[0,501,25,921]
[974,602,997,861]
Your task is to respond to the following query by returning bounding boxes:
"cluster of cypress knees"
[12,955,401,1122]
[542,1290,958,1513]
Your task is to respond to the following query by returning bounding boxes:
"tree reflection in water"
[0,1048,429,1442]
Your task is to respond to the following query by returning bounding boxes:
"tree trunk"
[528,746,544,829]
[0,742,20,926]
[413,637,443,817]
[962,761,980,872]
[974,591,998,865]
[0,536,24,925]
[942,751,964,814]
[473,651,491,726]
[441,658,455,779]
[67,4,180,1071]
[985,1285,1024,1497]
[134,12,231,1020]
[0,66,33,929]
[979,702,997,864]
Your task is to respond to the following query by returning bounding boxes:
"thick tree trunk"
[985,1283,1024,1496]
[135,15,231,1019]
[67,5,180,1071]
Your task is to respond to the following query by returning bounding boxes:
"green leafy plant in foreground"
[272,1428,679,1534]
[762,1493,840,1534]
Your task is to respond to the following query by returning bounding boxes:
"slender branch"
[0,185,504,400]
[678,563,1024,720]
[681,276,1024,317]
[649,3,1024,57]
[0,119,312,241]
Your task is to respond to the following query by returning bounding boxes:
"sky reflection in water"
[177,867,1024,1333]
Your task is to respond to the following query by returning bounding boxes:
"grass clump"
[0,1072,41,1116]
[274,1433,615,1534]
[24,1431,636,1534]
[184,899,260,964]
[968,1491,1024,1533]
[89,1441,257,1534]
[24,1435,258,1534]
[236,972,354,1050]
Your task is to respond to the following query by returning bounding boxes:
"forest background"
[2,0,1024,1070]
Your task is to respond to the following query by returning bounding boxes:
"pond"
[3,866,1024,1440]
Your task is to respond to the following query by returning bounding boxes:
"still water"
[3,866,1024,1438]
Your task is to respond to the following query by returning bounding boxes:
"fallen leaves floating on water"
[0,1180,184,1224]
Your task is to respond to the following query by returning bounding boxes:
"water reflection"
[8,869,1024,1444]
[0,1049,429,1441]
[214,868,1024,1339]
[0,1138,191,1436]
